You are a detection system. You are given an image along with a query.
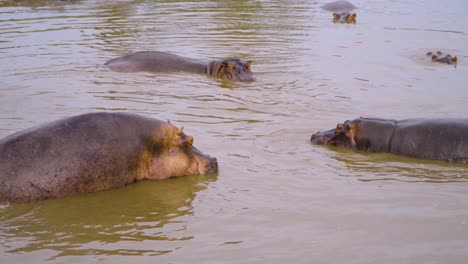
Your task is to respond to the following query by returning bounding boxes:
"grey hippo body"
[322,1,357,24]
[105,51,254,82]
[0,112,218,202]
[311,117,468,163]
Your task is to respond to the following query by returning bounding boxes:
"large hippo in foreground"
[0,112,218,202]
[311,117,468,163]
[105,51,255,82]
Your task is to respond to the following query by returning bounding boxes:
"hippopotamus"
[105,51,255,82]
[321,1,357,24]
[311,117,468,163]
[426,51,458,65]
[0,112,218,202]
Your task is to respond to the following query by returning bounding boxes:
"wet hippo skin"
[105,51,255,82]
[311,117,468,163]
[0,112,218,202]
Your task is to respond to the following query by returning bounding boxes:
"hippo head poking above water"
[207,58,254,82]
[311,119,360,149]
[333,12,357,24]
[144,124,219,179]
[311,117,468,163]
[426,51,458,65]
[322,1,357,24]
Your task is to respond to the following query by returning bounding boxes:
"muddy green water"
[1,0,468,263]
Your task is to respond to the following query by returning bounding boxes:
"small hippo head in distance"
[333,12,357,23]
[426,51,458,65]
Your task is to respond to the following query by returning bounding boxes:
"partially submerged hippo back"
[105,51,254,82]
[0,112,218,202]
[322,0,356,12]
[426,51,458,65]
[311,117,468,163]
[322,1,357,24]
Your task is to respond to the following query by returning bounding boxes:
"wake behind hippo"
[0,112,218,202]
[105,51,255,82]
[311,117,468,163]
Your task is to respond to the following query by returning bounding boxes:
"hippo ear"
[347,13,356,23]
[336,123,343,134]
[177,127,184,136]
[184,135,194,147]
[246,60,252,71]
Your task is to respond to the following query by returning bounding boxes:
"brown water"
[1,0,468,263]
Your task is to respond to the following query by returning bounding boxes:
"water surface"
[1,0,468,263]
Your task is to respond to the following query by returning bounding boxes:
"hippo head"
[427,51,458,65]
[144,124,218,180]
[311,120,358,149]
[333,12,357,23]
[207,58,254,82]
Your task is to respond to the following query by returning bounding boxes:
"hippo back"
[354,118,398,153]
[0,112,164,201]
[105,51,207,73]
[322,1,356,12]
[389,119,468,163]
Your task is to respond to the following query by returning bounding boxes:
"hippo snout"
[237,74,255,82]
[310,129,335,145]
[207,157,218,174]
[311,131,326,144]
[192,147,218,175]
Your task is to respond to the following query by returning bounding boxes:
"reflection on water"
[328,147,468,183]
[1,0,468,263]
[0,175,216,258]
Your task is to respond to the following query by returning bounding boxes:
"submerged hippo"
[426,51,458,65]
[311,117,468,163]
[105,51,255,82]
[0,112,218,202]
[322,0,357,24]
